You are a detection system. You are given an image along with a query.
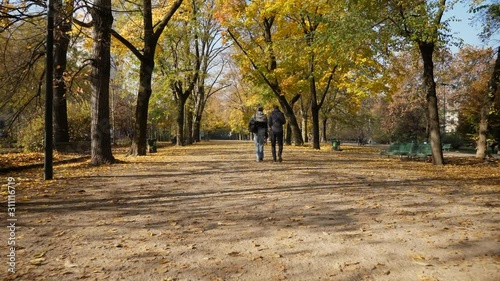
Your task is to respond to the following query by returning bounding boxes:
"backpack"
[248,116,258,133]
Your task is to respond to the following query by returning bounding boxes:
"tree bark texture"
[116,0,183,156]
[321,117,327,143]
[129,61,154,156]
[186,99,193,145]
[53,0,70,143]
[192,84,205,143]
[309,74,321,150]
[418,42,443,165]
[90,0,114,165]
[176,94,187,146]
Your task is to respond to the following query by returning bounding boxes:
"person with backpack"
[268,105,286,162]
[249,105,268,162]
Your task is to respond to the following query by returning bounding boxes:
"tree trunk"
[278,95,303,145]
[128,62,153,156]
[476,47,500,158]
[311,104,320,149]
[418,42,443,165]
[186,99,193,145]
[261,18,302,146]
[285,94,301,145]
[477,108,489,158]
[90,0,114,165]
[321,117,327,142]
[285,123,292,145]
[192,83,206,143]
[53,0,70,143]
[193,113,202,143]
[309,74,321,150]
[176,94,187,146]
[301,114,308,143]
[110,0,182,156]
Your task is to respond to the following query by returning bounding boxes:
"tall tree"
[386,0,449,165]
[477,47,500,158]
[157,0,201,146]
[2,0,74,143]
[281,0,385,149]
[191,0,229,143]
[295,6,337,149]
[111,0,183,155]
[53,0,74,143]
[447,47,495,150]
[471,1,500,158]
[217,1,305,145]
[89,0,114,164]
[222,60,257,138]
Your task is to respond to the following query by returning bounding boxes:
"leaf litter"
[0,141,499,280]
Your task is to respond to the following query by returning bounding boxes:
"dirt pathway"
[2,140,499,281]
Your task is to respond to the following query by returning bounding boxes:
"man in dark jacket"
[268,105,286,162]
[250,105,268,162]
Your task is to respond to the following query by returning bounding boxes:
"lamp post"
[44,0,54,180]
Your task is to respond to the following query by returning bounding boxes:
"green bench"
[381,142,414,158]
[382,142,432,160]
[442,143,452,151]
[414,143,432,160]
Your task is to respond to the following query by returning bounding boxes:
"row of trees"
[2,0,230,164]
[1,0,499,166]
[216,0,499,165]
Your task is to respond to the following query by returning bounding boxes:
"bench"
[381,142,414,158]
[442,143,452,151]
[414,143,432,161]
[381,142,432,161]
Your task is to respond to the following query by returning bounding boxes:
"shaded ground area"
[1,140,499,281]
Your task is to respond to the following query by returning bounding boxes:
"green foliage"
[442,133,466,149]
[68,102,91,141]
[17,115,44,152]
[15,102,91,152]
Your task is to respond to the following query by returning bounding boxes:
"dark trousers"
[270,131,283,160]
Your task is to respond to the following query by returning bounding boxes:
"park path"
[1,140,499,281]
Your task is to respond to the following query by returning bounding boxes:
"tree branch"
[73,18,93,28]
[110,29,145,61]
[152,0,183,42]
[227,28,281,97]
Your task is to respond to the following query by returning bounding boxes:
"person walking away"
[268,105,286,162]
[250,106,268,162]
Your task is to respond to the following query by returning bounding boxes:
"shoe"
[278,156,282,162]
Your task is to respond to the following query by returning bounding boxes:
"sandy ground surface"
[1,140,499,281]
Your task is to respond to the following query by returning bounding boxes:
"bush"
[17,115,45,152]
[442,133,466,150]
[68,102,91,141]
[14,102,91,152]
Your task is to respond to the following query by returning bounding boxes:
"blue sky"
[446,1,499,50]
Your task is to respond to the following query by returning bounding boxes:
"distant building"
[445,111,458,133]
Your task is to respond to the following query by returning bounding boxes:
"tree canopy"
[0,0,499,166]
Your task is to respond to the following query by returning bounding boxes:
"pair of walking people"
[250,105,286,162]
